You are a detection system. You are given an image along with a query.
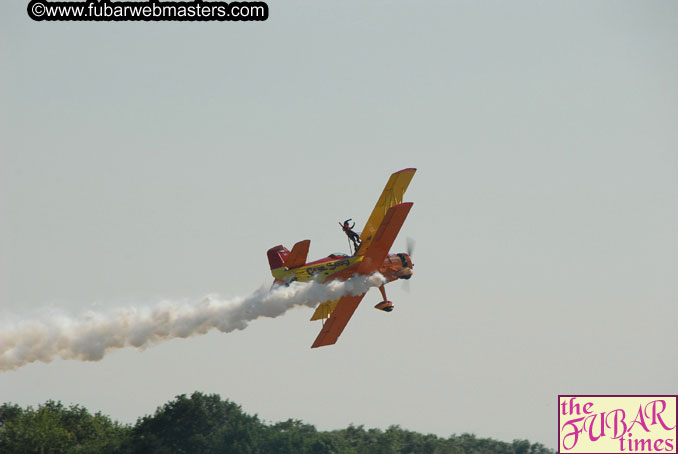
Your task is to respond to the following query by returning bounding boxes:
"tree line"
[0,392,554,454]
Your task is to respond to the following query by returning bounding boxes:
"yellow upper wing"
[356,168,416,256]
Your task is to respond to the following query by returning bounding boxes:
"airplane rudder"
[266,245,290,270]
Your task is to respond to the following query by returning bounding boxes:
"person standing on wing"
[340,219,362,253]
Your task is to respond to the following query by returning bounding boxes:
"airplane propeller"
[406,237,416,257]
[402,237,416,292]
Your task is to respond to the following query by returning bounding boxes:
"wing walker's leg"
[379,285,387,301]
[349,232,361,254]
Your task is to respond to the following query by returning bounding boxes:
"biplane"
[266,168,416,348]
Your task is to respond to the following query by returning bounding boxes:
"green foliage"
[0,393,555,454]
[0,401,130,454]
[130,392,264,454]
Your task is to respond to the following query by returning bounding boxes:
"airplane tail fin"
[267,240,310,282]
[284,240,310,269]
[267,245,290,272]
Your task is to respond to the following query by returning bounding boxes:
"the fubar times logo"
[559,395,677,453]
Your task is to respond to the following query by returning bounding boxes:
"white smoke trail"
[0,273,386,371]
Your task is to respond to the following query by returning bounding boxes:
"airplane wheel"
[374,301,394,312]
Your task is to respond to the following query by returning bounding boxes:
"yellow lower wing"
[356,168,416,256]
[310,299,339,321]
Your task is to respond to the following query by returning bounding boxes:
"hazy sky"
[1,0,677,448]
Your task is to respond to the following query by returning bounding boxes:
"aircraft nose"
[398,267,413,279]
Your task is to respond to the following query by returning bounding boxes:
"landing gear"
[374,300,394,312]
[374,285,394,312]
